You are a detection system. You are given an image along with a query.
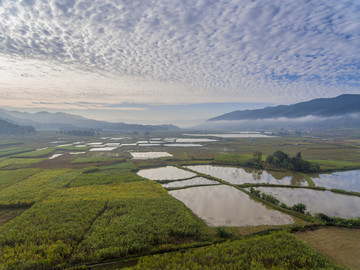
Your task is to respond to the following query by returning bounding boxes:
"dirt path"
[294,227,360,269]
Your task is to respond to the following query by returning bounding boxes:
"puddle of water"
[121,143,137,146]
[104,143,121,146]
[164,144,202,147]
[162,177,219,188]
[176,138,217,143]
[49,154,63,160]
[186,165,307,186]
[254,187,360,219]
[137,166,196,180]
[131,152,173,159]
[57,144,73,147]
[169,185,294,226]
[311,170,360,192]
[138,143,162,147]
[87,142,103,145]
[136,141,149,144]
[89,147,118,152]
[69,152,86,155]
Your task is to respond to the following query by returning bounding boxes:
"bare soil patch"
[294,227,360,269]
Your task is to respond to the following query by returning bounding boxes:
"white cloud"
[0,0,359,107]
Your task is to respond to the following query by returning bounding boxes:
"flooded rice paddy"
[169,185,294,226]
[162,177,220,188]
[310,170,360,193]
[137,166,196,180]
[186,165,307,186]
[130,152,173,159]
[183,133,275,138]
[254,187,360,219]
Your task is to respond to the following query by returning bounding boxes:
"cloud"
[0,0,359,106]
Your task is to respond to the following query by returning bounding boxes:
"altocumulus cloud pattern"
[0,0,359,105]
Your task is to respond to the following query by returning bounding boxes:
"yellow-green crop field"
[0,132,359,269]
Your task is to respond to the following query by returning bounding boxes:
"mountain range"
[0,109,179,133]
[209,94,360,121]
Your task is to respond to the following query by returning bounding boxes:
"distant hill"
[0,118,35,134]
[209,94,360,121]
[0,110,179,132]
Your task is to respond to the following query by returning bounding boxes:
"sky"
[0,0,359,126]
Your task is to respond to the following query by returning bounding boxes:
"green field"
[0,131,359,269]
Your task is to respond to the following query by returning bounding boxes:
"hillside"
[209,94,360,121]
[0,109,179,132]
[0,119,35,134]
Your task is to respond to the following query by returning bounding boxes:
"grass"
[72,156,123,164]
[311,159,360,172]
[72,197,205,264]
[0,200,107,269]
[0,169,41,191]
[0,158,46,169]
[295,227,360,269]
[126,231,344,269]
[0,147,33,158]
[0,169,69,206]
[12,148,55,158]
[0,208,28,226]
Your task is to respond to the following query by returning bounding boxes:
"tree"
[291,203,307,214]
[253,151,262,163]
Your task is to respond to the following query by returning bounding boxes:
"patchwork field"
[0,132,359,269]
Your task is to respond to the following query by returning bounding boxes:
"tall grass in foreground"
[127,231,345,270]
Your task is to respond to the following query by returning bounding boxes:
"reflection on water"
[186,165,307,186]
[162,177,219,188]
[137,166,196,180]
[311,170,360,192]
[255,187,360,219]
[169,185,294,226]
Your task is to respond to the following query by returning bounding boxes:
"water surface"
[131,152,173,159]
[255,187,360,218]
[311,170,360,192]
[137,166,196,180]
[170,185,293,226]
[186,165,307,186]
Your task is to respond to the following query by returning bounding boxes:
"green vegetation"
[0,169,68,206]
[56,145,90,151]
[311,159,360,172]
[68,162,144,187]
[0,119,35,135]
[266,151,320,172]
[0,200,107,269]
[0,147,33,158]
[0,169,40,191]
[0,133,359,269]
[127,231,343,269]
[316,213,360,228]
[71,156,121,164]
[72,197,204,263]
[0,158,46,169]
[12,148,55,158]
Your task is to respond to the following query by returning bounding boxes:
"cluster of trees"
[249,188,307,214]
[0,119,35,134]
[316,213,360,228]
[266,151,320,172]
